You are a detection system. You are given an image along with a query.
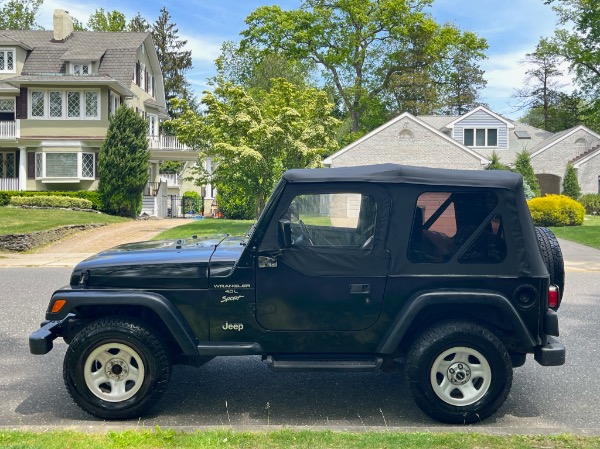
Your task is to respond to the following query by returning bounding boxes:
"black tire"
[63,317,171,420]
[405,321,513,424]
[535,226,565,300]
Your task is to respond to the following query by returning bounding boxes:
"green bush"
[10,195,92,209]
[216,183,254,220]
[528,194,585,226]
[0,191,102,209]
[562,163,581,200]
[182,191,203,214]
[580,193,600,215]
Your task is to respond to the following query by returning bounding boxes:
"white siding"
[453,110,509,150]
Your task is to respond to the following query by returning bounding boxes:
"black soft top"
[283,164,522,190]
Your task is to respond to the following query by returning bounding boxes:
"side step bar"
[266,355,383,372]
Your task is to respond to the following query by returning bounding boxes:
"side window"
[459,214,507,264]
[408,191,498,263]
[284,193,376,248]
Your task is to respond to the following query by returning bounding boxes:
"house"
[0,9,211,216]
[324,106,600,195]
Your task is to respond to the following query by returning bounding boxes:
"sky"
[35,0,569,119]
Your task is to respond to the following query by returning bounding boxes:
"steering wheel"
[298,219,314,246]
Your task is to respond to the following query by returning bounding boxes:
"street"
[1,266,599,433]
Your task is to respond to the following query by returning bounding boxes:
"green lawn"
[154,218,254,240]
[550,215,600,250]
[0,430,598,449]
[0,207,128,235]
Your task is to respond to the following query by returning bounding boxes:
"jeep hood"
[70,235,245,289]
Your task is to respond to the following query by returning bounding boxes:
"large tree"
[168,79,340,217]
[153,7,195,117]
[87,8,127,31]
[0,0,43,30]
[98,106,150,217]
[241,0,487,133]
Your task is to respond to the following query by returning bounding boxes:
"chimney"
[53,9,73,42]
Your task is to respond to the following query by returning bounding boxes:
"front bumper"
[534,336,566,366]
[29,317,68,355]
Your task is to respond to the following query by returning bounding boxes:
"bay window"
[35,152,96,180]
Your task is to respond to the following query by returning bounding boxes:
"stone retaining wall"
[0,224,105,252]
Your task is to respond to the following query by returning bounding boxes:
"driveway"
[0,218,188,267]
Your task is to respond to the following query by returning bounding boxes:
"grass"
[551,215,600,250]
[0,206,129,235]
[0,430,599,449]
[153,218,254,240]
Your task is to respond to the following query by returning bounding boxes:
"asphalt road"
[1,267,599,433]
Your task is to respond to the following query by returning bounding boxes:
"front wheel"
[406,321,512,424]
[63,317,171,419]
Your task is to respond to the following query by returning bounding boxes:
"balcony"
[147,135,191,151]
[0,121,19,139]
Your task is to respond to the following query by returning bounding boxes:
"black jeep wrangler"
[30,164,565,424]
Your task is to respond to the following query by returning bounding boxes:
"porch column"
[18,146,26,191]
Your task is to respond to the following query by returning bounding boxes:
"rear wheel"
[63,317,171,419]
[406,321,512,424]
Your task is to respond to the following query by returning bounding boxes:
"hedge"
[528,194,585,227]
[0,190,102,210]
[10,195,93,209]
[580,194,600,215]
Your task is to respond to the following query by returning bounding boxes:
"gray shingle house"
[0,10,202,215]
[324,106,600,195]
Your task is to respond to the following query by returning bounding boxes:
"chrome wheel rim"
[430,346,492,406]
[83,343,145,402]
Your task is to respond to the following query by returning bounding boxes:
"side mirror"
[278,219,292,248]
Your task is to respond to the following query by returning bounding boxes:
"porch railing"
[0,121,18,139]
[159,173,180,187]
[147,135,192,151]
[0,177,18,190]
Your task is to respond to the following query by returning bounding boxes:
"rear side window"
[408,191,500,263]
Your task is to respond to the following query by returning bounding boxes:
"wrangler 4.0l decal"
[213,283,251,289]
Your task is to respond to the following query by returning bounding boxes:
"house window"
[110,91,120,115]
[0,98,15,121]
[31,91,45,117]
[148,73,153,96]
[0,48,15,73]
[46,153,78,178]
[0,152,16,177]
[30,90,100,120]
[82,153,95,178]
[140,63,145,91]
[49,91,63,118]
[72,62,92,75]
[464,128,498,147]
[35,152,42,178]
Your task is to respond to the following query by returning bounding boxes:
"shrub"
[580,193,600,215]
[528,194,585,227]
[514,151,541,197]
[182,191,203,214]
[216,183,254,220]
[0,191,102,210]
[10,195,92,209]
[485,151,510,170]
[562,163,581,200]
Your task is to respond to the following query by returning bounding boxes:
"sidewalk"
[0,218,188,268]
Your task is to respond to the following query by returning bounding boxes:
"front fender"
[46,289,198,356]
[377,289,538,354]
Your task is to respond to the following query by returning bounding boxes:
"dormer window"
[71,62,92,76]
[464,128,498,148]
[0,48,15,73]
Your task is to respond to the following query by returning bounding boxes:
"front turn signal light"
[51,299,67,313]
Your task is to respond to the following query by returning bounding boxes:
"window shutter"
[145,69,148,91]
[27,152,34,179]
[95,152,99,179]
[151,76,155,97]
[16,87,28,119]
[136,61,140,86]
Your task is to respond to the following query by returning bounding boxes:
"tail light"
[548,285,559,310]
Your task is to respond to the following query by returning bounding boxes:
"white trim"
[323,112,489,165]
[0,47,16,74]
[444,106,515,130]
[530,125,600,159]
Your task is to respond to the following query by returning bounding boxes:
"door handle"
[350,284,370,294]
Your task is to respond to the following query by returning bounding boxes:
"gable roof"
[530,125,600,159]
[323,112,489,165]
[444,105,516,129]
[572,144,600,168]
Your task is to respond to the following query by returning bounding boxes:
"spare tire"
[535,226,565,303]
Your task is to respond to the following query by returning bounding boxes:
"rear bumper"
[29,318,67,355]
[534,336,565,366]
